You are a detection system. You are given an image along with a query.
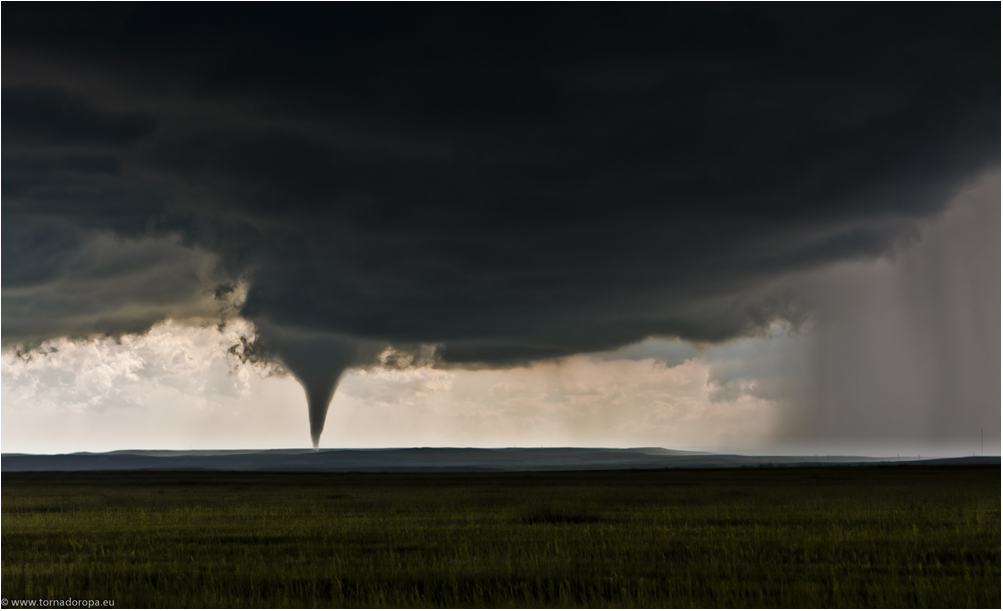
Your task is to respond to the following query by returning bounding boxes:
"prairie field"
[2,466,999,608]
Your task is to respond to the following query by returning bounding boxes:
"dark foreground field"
[2,466,999,608]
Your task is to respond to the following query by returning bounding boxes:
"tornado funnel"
[263,330,358,448]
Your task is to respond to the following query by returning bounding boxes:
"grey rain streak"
[799,175,1001,447]
[2,5,999,446]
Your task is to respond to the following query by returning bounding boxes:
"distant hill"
[2,448,998,473]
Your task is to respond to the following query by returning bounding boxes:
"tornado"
[261,328,359,449]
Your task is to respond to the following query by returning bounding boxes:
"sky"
[2,5,999,455]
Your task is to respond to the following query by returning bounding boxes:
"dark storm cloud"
[3,86,156,147]
[2,229,227,348]
[3,3,999,366]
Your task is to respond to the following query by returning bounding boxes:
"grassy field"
[2,466,999,608]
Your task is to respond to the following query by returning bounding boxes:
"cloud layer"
[4,5,998,366]
[2,6,998,450]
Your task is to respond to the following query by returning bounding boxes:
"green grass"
[2,466,999,608]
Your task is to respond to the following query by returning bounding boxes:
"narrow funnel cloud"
[260,329,358,448]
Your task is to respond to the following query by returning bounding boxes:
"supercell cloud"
[2,5,998,446]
